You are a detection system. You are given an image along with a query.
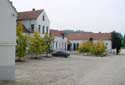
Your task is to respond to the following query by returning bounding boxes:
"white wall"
[69,40,112,52]
[37,11,50,37]
[52,36,67,51]
[0,0,17,80]
[22,20,37,32]
[0,0,17,44]
[21,10,50,37]
[69,40,87,51]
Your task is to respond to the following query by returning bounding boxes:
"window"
[62,33,64,39]
[38,25,41,33]
[31,24,34,32]
[46,26,49,33]
[42,25,45,34]
[43,15,45,21]
[56,42,58,49]
[106,43,108,46]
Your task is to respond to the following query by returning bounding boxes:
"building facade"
[0,0,17,80]
[18,9,50,37]
[50,30,68,51]
[67,33,112,52]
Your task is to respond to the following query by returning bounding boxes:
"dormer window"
[43,15,45,21]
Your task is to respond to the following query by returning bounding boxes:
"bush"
[92,41,107,56]
[16,21,27,61]
[16,34,27,61]
[78,41,94,55]
[78,41,107,56]
[28,32,46,58]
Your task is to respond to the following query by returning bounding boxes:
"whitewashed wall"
[0,0,17,80]
[21,10,50,37]
[69,40,112,52]
[69,40,87,51]
[52,36,67,51]
[37,11,50,37]
[22,20,37,31]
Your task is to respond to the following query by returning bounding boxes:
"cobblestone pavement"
[0,50,125,85]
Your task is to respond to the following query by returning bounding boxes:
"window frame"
[31,24,34,33]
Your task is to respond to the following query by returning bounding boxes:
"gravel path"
[80,55,125,85]
[0,50,125,85]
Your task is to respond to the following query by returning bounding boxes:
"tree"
[16,22,27,61]
[122,34,125,48]
[28,32,45,59]
[111,31,123,54]
[16,22,24,36]
[43,34,54,57]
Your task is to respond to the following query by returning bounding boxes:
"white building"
[17,9,50,37]
[66,33,112,52]
[50,30,68,51]
[0,0,17,80]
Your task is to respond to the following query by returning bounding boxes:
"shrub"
[92,41,107,56]
[28,32,45,58]
[78,41,94,55]
[16,22,27,61]
[78,41,107,56]
[16,34,27,61]
[43,34,54,57]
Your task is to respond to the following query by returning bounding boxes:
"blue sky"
[11,0,125,33]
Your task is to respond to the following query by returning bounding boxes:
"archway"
[73,43,76,51]
[67,43,71,51]
[76,43,79,50]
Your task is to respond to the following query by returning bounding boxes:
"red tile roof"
[66,33,111,40]
[18,9,44,20]
[50,29,64,37]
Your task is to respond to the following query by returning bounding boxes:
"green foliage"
[16,22,24,36]
[78,41,94,55]
[78,41,107,56]
[16,34,27,59]
[16,22,27,60]
[28,32,45,58]
[43,34,54,56]
[92,41,107,56]
[111,31,123,54]
[121,34,125,48]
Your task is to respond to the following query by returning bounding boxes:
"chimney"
[32,8,35,11]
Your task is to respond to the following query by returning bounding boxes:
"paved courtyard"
[0,50,125,85]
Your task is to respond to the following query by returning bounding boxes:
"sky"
[11,0,125,33]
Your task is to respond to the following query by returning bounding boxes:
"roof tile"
[66,33,111,40]
[50,29,64,37]
[18,9,44,20]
